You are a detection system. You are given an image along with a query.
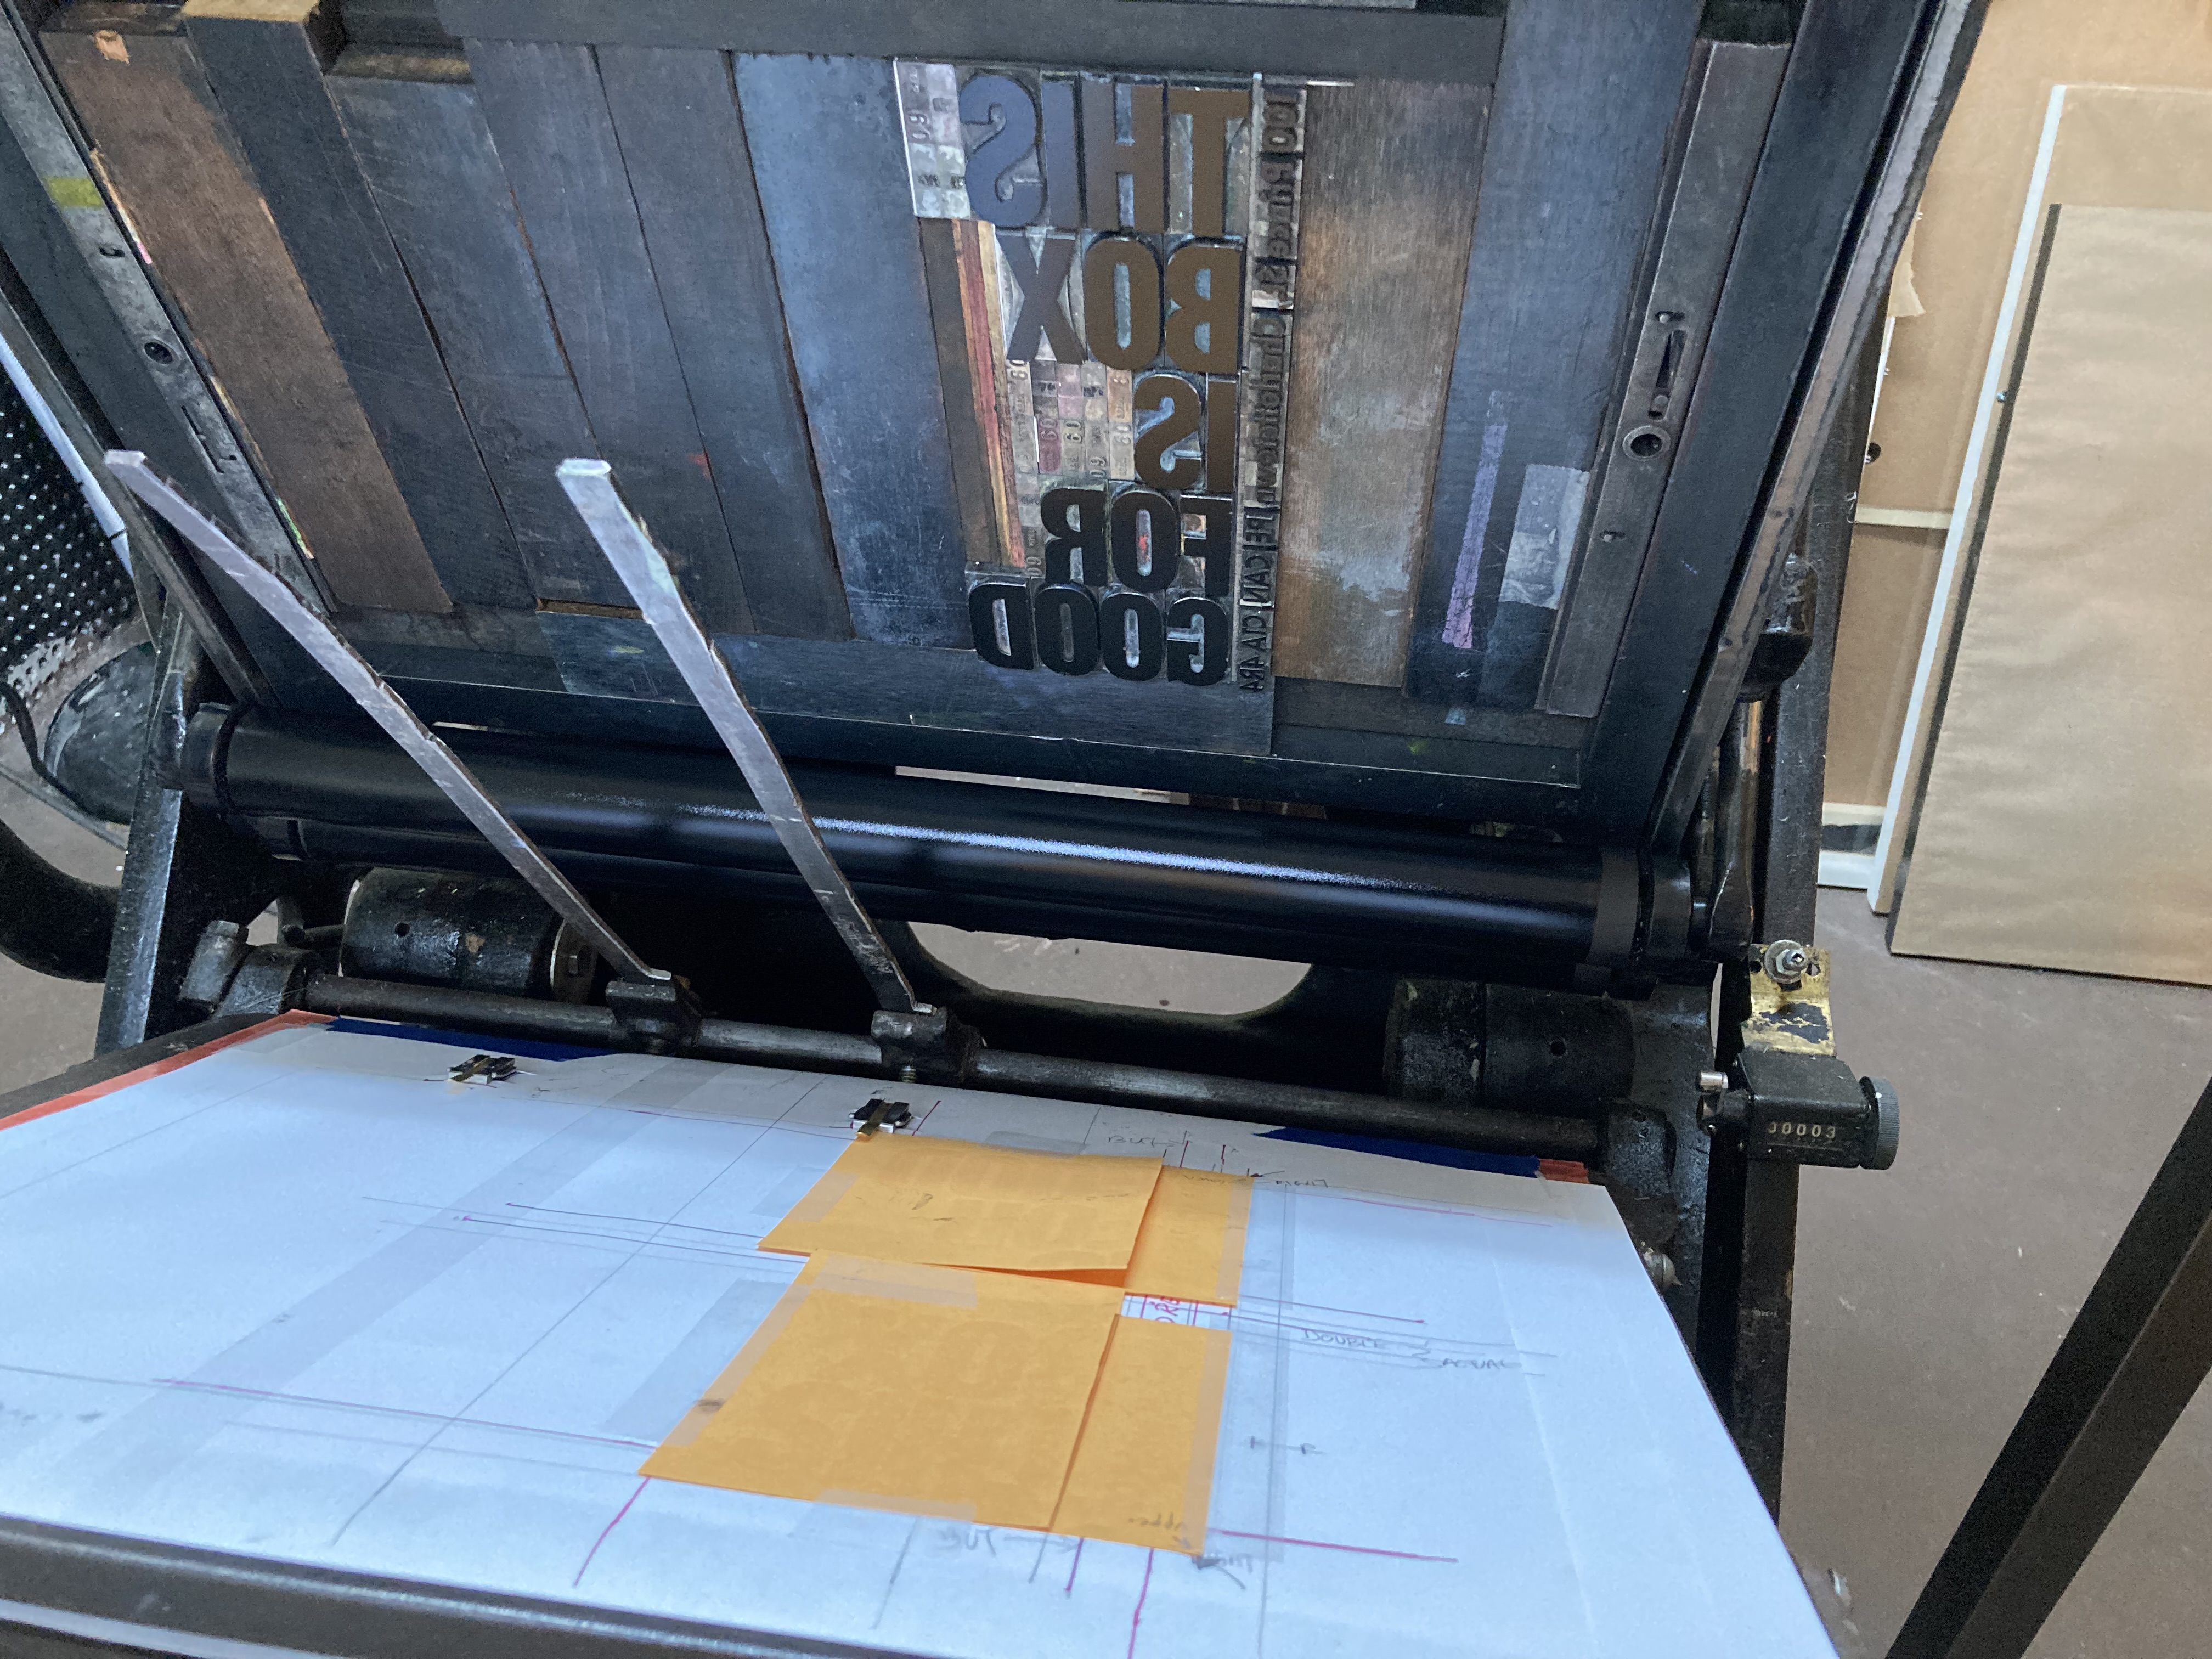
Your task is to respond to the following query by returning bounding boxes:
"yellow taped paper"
[642,1254,1122,1530]
[758,1133,1163,1272]
[1052,1316,1233,1556]
[1122,1167,1252,1307]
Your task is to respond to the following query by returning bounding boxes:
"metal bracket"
[851,1097,914,1137]
[558,458,923,1017]
[1696,942,1900,1169]
[105,452,668,988]
[871,1003,981,1086]
[607,975,704,1055]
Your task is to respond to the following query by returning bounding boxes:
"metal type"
[558,458,919,1014]
[1081,76,1164,233]
[1539,42,1787,717]
[1649,0,1982,848]
[1080,235,1163,369]
[1000,232,1083,363]
[1889,1077,2212,1659]
[282,968,1600,1159]
[184,706,1641,985]
[106,452,664,986]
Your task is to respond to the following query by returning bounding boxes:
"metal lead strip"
[105,450,668,986]
[557,459,921,1016]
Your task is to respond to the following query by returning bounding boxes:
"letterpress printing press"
[0,2,1976,1654]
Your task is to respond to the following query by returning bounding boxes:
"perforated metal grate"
[0,364,132,690]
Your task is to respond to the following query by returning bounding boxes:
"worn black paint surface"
[735,53,967,648]
[187,7,531,610]
[325,61,623,608]
[597,45,850,640]
[1404,0,1702,709]
[466,37,753,631]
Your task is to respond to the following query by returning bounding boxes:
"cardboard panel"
[1826,4,2212,826]
[1823,523,1944,808]
[1890,206,2212,983]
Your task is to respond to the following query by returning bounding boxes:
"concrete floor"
[0,773,117,1095]
[1789,896,2212,1658]
[2,778,2206,1656]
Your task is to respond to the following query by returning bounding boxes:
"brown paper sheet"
[757,1133,1162,1272]
[1891,205,2212,983]
[1007,1166,1254,1305]
[1051,1316,1233,1556]
[1122,1166,1252,1306]
[642,1254,1123,1530]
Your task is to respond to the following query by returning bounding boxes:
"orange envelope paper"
[644,1254,1123,1530]
[1122,1167,1252,1306]
[758,1132,1162,1273]
[1052,1315,1233,1555]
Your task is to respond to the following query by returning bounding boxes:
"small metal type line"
[103,450,668,985]
[558,458,922,1014]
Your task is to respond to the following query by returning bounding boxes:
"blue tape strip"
[323,1017,613,1063]
[1257,1126,1541,1178]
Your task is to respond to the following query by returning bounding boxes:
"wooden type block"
[1272,77,1490,689]
[917,218,1008,578]
[465,37,753,632]
[43,5,450,614]
[324,60,627,608]
[182,0,531,612]
[734,52,968,649]
[596,45,851,641]
[1403,0,1701,708]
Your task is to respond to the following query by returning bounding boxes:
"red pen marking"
[574,1477,650,1585]
[0,1009,328,1134]
[1126,1548,1154,1657]
[1211,1528,1457,1563]
[1064,1536,1084,1594]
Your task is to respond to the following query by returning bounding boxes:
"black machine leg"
[1888,1077,2212,1659]
[1695,322,1883,1511]
[1696,1119,1802,1517]
[97,613,278,1051]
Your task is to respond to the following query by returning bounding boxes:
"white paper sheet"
[0,1018,1831,1657]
